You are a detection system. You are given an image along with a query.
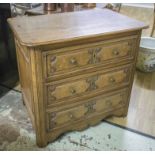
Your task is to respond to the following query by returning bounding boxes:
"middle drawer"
[45,64,133,106]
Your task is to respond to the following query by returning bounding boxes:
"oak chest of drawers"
[8,8,147,147]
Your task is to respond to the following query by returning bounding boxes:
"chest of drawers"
[8,8,147,147]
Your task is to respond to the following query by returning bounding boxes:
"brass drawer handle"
[69,114,73,119]
[70,58,77,65]
[68,113,75,120]
[109,77,116,83]
[113,49,120,56]
[70,87,76,95]
[106,100,113,106]
[69,113,73,118]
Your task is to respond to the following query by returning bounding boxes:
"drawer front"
[44,36,137,79]
[47,88,128,131]
[46,64,132,105]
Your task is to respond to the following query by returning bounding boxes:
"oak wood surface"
[14,38,35,127]
[8,9,146,147]
[46,64,132,106]
[43,34,138,82]
[45,35,135,78]
[12,31,142,147]
[8,8,147,47]
[47,88,128,132]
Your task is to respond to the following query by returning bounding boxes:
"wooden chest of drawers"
[8,9,147,147]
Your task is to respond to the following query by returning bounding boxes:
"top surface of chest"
[8,8,147,47]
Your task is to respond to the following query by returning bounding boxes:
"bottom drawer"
[46,88,129,131]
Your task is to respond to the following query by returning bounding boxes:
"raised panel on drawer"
[43,35,137,80]
[46,64,133,106]
[46,88,128,131]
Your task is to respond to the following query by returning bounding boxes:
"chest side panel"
[15,38,34,123]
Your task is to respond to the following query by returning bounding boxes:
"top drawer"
[43,35,137,80]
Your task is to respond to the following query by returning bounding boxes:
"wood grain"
[47,88,128,132]
[8,9,146,147]
[8,8,147,47]
[46,64,132,106]
[45,35,136,78]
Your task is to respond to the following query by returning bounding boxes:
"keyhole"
[93,53,96,63]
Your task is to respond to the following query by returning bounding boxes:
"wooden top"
[8,8,148,47]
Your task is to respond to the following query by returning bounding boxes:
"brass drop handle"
[69,113,73,118]
[113,50,120,56]
[68,113,75,120]
[106,100,113,106]
[70,87,76,95]
[109,77,116,83]
[70,57,77,65]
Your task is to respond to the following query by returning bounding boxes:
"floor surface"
[0,85,155,150]
[107,5,155,137]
